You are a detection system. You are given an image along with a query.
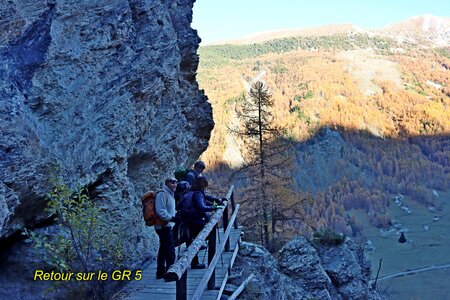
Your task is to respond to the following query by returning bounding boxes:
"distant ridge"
[211,24,364,45]
[208,15,450,47]
[378,15,450,46]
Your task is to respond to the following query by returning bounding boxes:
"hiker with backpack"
[172,160,225,252]
[154,176,180,279]
[172,180,190,247]
[178,176,224,269]
[185,160,206,186]
[184,160,225,205]
[174,180,190,204]
[173,161,211,202]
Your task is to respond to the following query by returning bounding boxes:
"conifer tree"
[233,80,307,248]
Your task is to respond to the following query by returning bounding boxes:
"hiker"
[172,180,191,246]
[154,176,179,279]
[174,180,191,204]
[179,176,223,269]
[186,160,224,205]
[185,160,206,186]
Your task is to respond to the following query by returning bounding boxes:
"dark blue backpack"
[177,191,198,218]
[174,181,191,203]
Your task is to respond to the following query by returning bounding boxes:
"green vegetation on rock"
[24,177,129,299]
[199,34,399,67]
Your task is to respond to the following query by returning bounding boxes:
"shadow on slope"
[205,126,449,239]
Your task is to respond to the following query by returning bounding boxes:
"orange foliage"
[197,44,450,235]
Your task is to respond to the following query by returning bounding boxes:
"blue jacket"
[192,190,215,225]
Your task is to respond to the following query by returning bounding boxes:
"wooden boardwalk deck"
[116,228,242,300]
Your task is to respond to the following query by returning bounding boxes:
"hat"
[165,176,177,183]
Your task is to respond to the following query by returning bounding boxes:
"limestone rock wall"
[0,0,211,240]
[0,0,212,296]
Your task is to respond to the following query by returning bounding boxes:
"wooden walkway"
[116,228,242,300]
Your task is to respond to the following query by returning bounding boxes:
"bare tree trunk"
[258,91,270,248]
[372,258,383,290]
[261,187,270,247]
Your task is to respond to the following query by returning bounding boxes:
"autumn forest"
[196,33,450,247]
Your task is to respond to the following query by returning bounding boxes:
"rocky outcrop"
[293,127,372,194]
[233,237,384,300]
[0,0,212,297]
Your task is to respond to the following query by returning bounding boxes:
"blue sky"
[192,0,450,44]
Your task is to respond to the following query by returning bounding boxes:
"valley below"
[359,190,450,299]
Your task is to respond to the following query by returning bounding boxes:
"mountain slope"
[197,16,450,230]
[214,24,363,45]
[211,15,450,47]
[379,15,450,46]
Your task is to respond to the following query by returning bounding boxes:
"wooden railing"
[164,185,239,300]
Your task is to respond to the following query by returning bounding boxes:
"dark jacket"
[192,190,215,225]
[178,190,214,225]
[185,170,198,186]
[185,171,220,204]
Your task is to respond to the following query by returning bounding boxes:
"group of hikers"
[152,161,226,280]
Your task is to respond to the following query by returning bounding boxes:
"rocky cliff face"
[0,0,212,296]
[233,237,384,300]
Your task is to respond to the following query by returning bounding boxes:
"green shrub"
[436,47,450,59]
[296,109,311,125]
[312,230,346,246]
[24,177,129,299]
[303,90,314,99]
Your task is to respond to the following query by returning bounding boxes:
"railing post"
[223,203,230,252]
[176,271,187,300]
[231,191,238,229]
[207,224,217,290]
[192,203,240,299]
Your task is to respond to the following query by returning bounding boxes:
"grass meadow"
[352,190,450,299]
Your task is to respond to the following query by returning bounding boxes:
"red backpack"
[141,190,167,226]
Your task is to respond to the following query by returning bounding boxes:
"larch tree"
[232,80,308,248]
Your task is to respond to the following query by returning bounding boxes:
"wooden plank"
[216,270,229,300]
[216,234,240,300]
[230,191,238,229]
[126,292,176,296]
[192,205,240,299]
[207,224,217,290]
[117,227,243,300]
[195,290,220,300]
[223,205,230,252]
[228,273,255,300]
[229,239,240,272]
[177,262,187,300]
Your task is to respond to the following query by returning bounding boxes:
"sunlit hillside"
[198,33,450,164]
[197,30,450,236]
[195,16,450,300]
